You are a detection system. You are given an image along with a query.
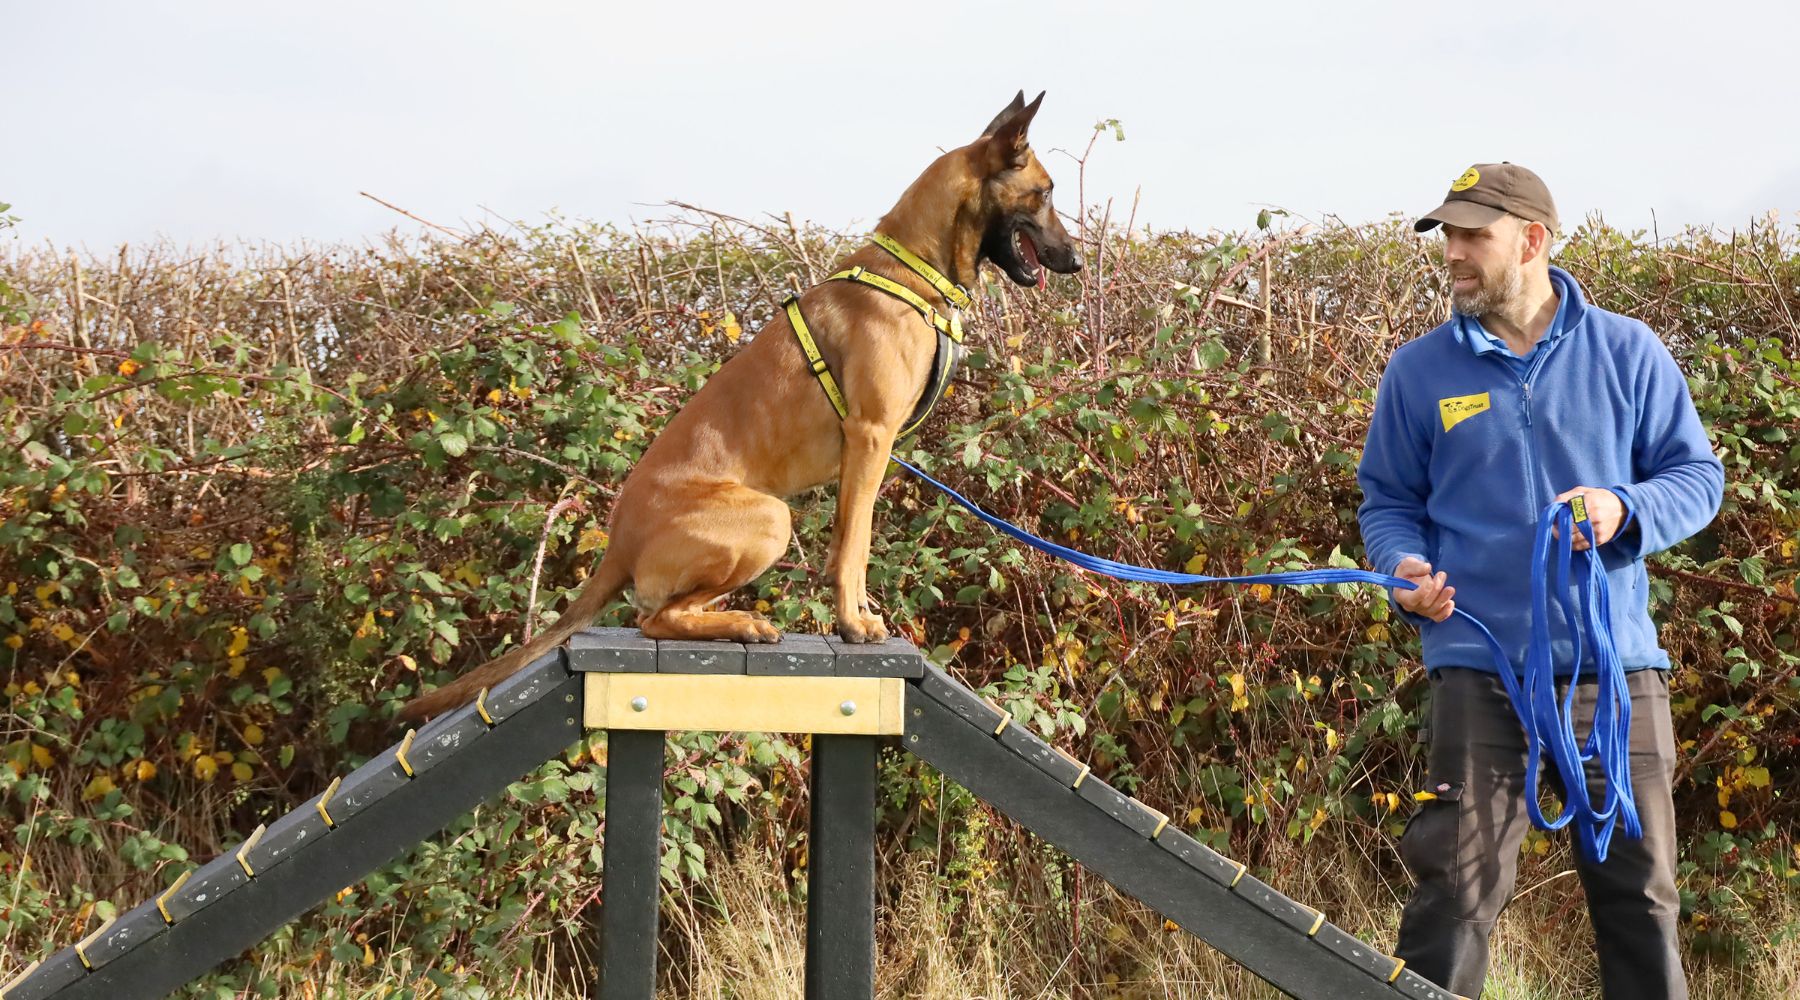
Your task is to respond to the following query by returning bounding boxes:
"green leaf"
[229,543,253,566]
[439,430,469,457]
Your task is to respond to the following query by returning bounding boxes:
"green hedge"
[2,212,1795,994]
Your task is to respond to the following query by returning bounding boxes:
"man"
[1356,163,1723,998]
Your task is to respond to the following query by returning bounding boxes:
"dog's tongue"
[1019,231,1044,288]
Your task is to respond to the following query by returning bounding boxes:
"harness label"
[1438,391,1491,432]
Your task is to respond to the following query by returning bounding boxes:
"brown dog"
[400,91,1081,722]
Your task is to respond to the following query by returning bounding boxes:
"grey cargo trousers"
[1394,667,1686,998]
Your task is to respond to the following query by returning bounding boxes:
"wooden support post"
[804,735,877,1000]
[595,729,664,1000]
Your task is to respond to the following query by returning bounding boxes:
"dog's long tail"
[397,550,630,723]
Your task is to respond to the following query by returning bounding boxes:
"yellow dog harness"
[785,233,969,439]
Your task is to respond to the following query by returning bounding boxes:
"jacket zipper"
[1490,341,1558,516]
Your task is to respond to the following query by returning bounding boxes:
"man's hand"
[1394,556,1456,622]
[1551,486,1626,551]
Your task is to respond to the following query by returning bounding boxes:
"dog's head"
[973,91,1083,287]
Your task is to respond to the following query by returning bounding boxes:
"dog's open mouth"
[1015,229,1044,289]
[983,219,1044,288]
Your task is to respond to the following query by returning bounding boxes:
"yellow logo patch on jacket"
[1439,391,1491,431]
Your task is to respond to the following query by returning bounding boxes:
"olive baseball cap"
[1415,162,1559,234]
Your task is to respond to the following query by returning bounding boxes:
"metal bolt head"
[839,700,857,716]
[630,696,648,712]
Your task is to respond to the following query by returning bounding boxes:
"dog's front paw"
[835,610,889,644]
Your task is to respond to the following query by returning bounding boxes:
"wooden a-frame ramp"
[3,629,1463,1000]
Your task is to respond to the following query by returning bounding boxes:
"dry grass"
[641,836,1795,1000]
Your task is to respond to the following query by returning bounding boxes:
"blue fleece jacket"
[1356,266,1724,675]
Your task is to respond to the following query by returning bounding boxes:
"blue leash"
[891,456,1639,863]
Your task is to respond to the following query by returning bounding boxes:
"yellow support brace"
[585,674,905,735]
[2,960,41,998]
[476,687,495,726]
[1132,798,1170,838]
[395,729,417,778]
[236,824,267,878]
[1052,746,1091,788]
[316,775,342,828]
[157,869,193,924]
[75,914,118,969]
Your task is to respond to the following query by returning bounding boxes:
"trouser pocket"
[1400,778,1464,897]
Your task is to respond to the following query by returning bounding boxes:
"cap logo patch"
[1451,168,1480,192]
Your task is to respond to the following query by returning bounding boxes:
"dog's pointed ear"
[980,90,1027,137]
[987,91,1044,168]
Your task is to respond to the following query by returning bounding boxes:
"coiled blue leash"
[891,456,1638,863]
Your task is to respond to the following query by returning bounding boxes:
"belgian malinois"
[401,91,1081,722]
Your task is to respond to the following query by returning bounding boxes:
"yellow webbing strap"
[872,232,970,310]
[787,297,849,421]
[827,267,964,344]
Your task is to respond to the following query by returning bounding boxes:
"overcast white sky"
[5,1,1793,251]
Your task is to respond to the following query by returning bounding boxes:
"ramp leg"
[595,729,664,1000]
[805,735,877,1000]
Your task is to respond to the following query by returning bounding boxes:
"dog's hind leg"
[631,482,788,643]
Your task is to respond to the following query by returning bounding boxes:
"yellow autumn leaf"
[50,622,75,643]
[1366,623,1391,642]
[722,311,742,343]
[1250,583,1273,602]
[118,359,140,376]
[227,656,247,678]
[31,744,54,769]
[193,756,219,781]
[1720,810,1738,829]
[577,525,610,554]
[134,760,157,782]
[1324,727,1340,751]
[231,762,254,782]
[4,634,21,649]
[83,774,117,801]
[243,724,265,747]
[227,627,250,657]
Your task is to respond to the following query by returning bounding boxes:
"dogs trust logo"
[1438,391,1491,431]
[1451,167,1480,192]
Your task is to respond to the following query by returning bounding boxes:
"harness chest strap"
[787,296,850,421]
[787,235,969,438]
